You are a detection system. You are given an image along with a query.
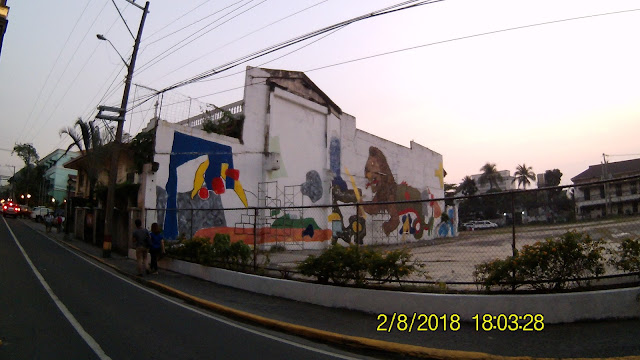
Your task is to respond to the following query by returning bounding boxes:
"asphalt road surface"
[0,217,380,360]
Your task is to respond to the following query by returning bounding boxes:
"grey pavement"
[23,219,640,359]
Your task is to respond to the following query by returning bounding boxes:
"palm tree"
[60,118,104,156]
[478,163,503,191]
[59,118,106,202]
[513,163,536,190]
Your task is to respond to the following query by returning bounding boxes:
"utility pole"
[602,153,610,217]
[97,1,149,257]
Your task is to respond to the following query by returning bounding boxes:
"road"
[0,217,379,360]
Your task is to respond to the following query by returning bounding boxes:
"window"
[600,185,605,199]
[616,184,622,197]
[583,188,590,201]
[631,181,637,195]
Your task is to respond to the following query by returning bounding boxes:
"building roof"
[257,67,343,116]
[571,158,640,183]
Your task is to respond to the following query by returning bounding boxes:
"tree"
[513,163,536,190]
[544,169,563,188]
[478,163,503,191]
[59,118,106,203]
[12,143,39,197]
[60,118,104,156]
[12,143,39,169]
[459,176,478,196]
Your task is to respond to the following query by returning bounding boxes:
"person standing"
[132,219,150,276]
[148,223,165,274]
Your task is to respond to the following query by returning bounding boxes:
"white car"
[464,220,498,230]
[31,206,53,222]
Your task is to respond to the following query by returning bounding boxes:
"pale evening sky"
[0,0,639,189]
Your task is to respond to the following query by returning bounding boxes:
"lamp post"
[97,1,149,258]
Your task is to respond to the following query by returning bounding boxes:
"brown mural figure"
[363,146,425,239]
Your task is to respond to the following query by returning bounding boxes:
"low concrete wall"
[131,251,640,324]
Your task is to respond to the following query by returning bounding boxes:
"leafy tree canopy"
[12,143,39,168]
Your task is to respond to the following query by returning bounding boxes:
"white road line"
[18,220,369,360]
[3,217,112,360]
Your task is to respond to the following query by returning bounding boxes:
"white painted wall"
[144,67,456,245]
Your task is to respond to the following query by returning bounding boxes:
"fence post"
[355,202,360,246]
[511,191,517,292]
[253,207,258,272]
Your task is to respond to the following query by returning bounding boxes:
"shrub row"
[474,231,640,291]
[297,244,425,286]
[166,234,252,271]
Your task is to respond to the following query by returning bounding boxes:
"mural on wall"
[437,206,458,238]
[362,146,425,239]
[328,136,367,245]
[161,132,247,239]
[301,170,322,203]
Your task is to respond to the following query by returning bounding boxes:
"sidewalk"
[29,220,640,360]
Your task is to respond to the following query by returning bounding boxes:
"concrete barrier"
[131,251,640,324]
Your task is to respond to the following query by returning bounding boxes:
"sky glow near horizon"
[0,0,639,189]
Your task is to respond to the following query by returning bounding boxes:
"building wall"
[575,179,640,219]
[42,149,79,204]
[145,67,457,247]
[470,170,515,193]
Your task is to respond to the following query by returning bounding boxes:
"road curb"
[36,224,639,360]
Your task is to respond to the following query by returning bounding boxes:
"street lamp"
[96,34,129,67]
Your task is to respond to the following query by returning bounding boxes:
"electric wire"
[110,0,135,40]
[157,0,442,94]
[16,0,96,144]
[24,2,129,144]
[191,6,640,102]
[136,0,265,76]
[149,0,329,85]
[142,0,212,43]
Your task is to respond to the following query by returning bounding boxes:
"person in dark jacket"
[132,219,150,276]
[148,222,165,274]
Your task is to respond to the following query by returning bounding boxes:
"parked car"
[31,206,53,222]
[2,202,21,218]
[463,220,498,230]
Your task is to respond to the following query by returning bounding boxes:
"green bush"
[297,245,424,285]
[473,255,521,291]
[610,237,640,273]
[166,234,252,271]
[474,231,607,291]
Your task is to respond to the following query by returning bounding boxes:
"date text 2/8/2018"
[376,313,461,332]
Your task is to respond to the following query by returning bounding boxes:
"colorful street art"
[162,132,247,239]
[301,170,322,203]
[328,136,367,244]
[362,146,425,239]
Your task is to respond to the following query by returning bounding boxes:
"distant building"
[0,1,9,58]
[571,158,640,219]
[469,170,515,193]
[39,149,80,204]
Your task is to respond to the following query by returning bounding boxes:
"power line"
[190,6,640,101]
[24,1,141,144]
[150,0,329,86]
[158,0,443,94]
[110,0,135,40]
[16,0,98,143]
[143,0,212,43]
[136,0,265,75]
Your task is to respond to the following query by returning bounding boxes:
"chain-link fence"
[145,175,640,292]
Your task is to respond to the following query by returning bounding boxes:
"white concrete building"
[142,67,456,248]
[469,170,516,193]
